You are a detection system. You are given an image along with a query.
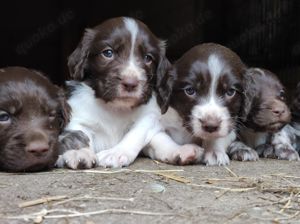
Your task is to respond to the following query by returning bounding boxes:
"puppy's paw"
[96,148,135,168]
[274,145,300,161]
[256,144,276,158]
[203,150,230,166]
[59,130,90,153]
[55,147,97,169]
[229,142,259,161]
[172,144,204,165]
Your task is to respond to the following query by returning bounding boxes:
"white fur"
[202,131,236,165]
[122,18,144,82]
[144,108,204,165]
[64,83,162,168]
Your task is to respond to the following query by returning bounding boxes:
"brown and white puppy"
[267,81,300,160]
[144,43,246,166]
[0,67,66,172]
[56,17,170,169]
[229,68,296,160]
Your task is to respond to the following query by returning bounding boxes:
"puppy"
[229,68,295,160]
[0,67,66,172]
[267,82,300,160]
[56,17,170,169]
[144,43,246,166]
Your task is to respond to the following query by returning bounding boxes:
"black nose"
[121,77,139,92]
[201,120,221,133]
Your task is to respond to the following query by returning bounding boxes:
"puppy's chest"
[68,97,137,151]
[240,128,269,148]
[162,107,192,144]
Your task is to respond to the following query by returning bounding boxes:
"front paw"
[96,148,136,168]
[55,147,97,169]
[203,150,230,166]
[274,145,300,161]
[229,144,259,161]
[256,144,299,161]
[256,144,276,158]
[172,144,204,165]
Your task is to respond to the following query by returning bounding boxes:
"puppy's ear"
[155,40,173,114]
[55,87,71,131]
[156,61,174,114]
[241,69,257,122]
[68,29,96,80]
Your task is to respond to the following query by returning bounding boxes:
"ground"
[0,158,300,224]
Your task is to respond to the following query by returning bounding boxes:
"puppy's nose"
[272,106,285,117]
[26,141,49,156]
[121,77,139,92]
[201,120,220,133]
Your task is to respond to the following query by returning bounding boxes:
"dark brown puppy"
[0,67,67,172]
[229,68,293,160]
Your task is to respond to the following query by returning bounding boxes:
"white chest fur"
[161,107,193,145]
[66,83,160,153]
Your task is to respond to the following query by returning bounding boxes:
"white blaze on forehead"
[122,17,145,81]
[123,17,139,63]
[207,54,225,101]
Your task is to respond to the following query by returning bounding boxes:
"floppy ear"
[68,28,96,80]
[240,69,257,122]
[156,60,174,114]
[56,87,71,131]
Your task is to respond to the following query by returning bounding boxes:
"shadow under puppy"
[229,68,296,160]
[56,17,170,169]
[144,43,247,166]
[0,67,67,172]
[268,82,300,160]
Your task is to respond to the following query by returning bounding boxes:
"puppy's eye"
[184,87,196,96]
[49,111,56,122]
[225,88,236,98]
[279,89,285,99]
[144,54,153,65]
[0,111,10,123]
[102,49,114,58]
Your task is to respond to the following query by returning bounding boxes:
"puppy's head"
[68,17,170,110]
[242,68,290,132]
[0,67,67,172]
[159,43,245,140]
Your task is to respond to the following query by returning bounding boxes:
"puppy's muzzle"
[201,117,221,134]
[121,76,139,93]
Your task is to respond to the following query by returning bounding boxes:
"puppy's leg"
[228,141,259,161]
[97,113,162,168]
[202,131,237,166]
[144,132,204,165]
[56,130,97,169]
[269,125,299,161]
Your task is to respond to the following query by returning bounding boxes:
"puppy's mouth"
[266,121,286,132]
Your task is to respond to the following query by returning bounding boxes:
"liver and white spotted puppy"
[268,82,300,160]
[56,17,170,169]
[229,68,296,160]
[0,67,67,172]
[145,43,247,166]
